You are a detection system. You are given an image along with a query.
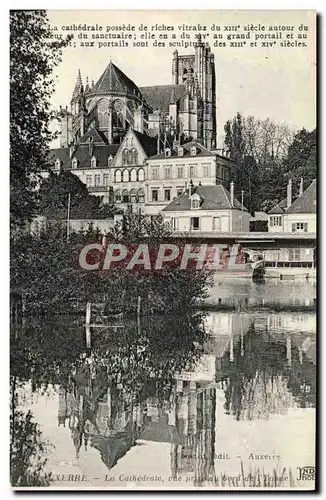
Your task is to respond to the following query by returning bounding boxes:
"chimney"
[287,179,292,208]
[299,177,304,196]
[230,181,234,207]
[189,180,194,199]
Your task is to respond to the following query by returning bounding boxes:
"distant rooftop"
[163,184,247,212]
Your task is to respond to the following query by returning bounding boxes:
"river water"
[11,279,316,490]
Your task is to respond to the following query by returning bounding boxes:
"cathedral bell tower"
[70,69,87,142]
[195,36,216,150]
[171,38,216,149]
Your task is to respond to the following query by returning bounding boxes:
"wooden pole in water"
[229,335,234,362]
[85,326,91,349]
[137,295,141,334]
[86,302,91,326]
[85,302,91,348]
[286,336,292,367]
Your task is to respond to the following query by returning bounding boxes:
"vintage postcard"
[10,9,316,491]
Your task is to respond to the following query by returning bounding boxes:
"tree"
[10,10,70,230]
[224,113,294,212]
[281,128,316,192]
[39,170,101,219]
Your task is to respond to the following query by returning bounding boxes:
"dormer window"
[108,155,113,166]
[191,193,201,209]
[91,156,97,168]
[165,148,171,158]
[190,146,197,157]
[178,147,184,157]
[55,158,61,173]
[71,158,77,169]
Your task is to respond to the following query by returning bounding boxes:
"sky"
[47,10,316,146]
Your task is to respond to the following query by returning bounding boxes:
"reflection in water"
[10,282,316,488]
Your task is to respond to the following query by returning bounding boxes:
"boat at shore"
[206,246,265,282]
[211,260,265,281]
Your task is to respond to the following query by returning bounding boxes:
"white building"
[145,141,231,216]
[268,179,316,234]
[162,182,249,233]
[48,129,234,217]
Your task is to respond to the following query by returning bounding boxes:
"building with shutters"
[268,179,316,234]
[162,183,249,233]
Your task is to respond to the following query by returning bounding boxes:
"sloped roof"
[163,184,247,212]
[71,144,119,168]
[79,127,108,145]
[149,140,214,160]
[268,204,285,215]
[133,129,158,157]
[140,85,186,112]
[48,148,70,168]
[48,143,119,170]
[91,62,141,96]
[279,198,288,209]
[286,179,316,214]
[268,197,288,215]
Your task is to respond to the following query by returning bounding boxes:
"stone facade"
[57,38,216,151]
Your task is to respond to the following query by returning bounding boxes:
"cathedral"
[57,35,217,151]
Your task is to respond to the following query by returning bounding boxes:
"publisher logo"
[297,466,315,482]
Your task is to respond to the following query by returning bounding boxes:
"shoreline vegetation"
[11,211,214,319]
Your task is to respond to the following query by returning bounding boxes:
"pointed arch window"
[138,168,145,182]
[138,189,145,204]
[122,189,129,203]
[122,149,129,166]
[98,99,109,128]
[123,170,129,183]
[115,170,122,183]
[128,149,138,166]
[130,169,137,182]
[130,189,137,203]
[112,111,124,128]
[132,149,138,165]
[115,190,121,203]
[71,158,78,169]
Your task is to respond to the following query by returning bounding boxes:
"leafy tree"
[281,128,316,192]
[39,170,100,219]
[10,10,70,230]
[224,113,294,212]
[39,170,119,219]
